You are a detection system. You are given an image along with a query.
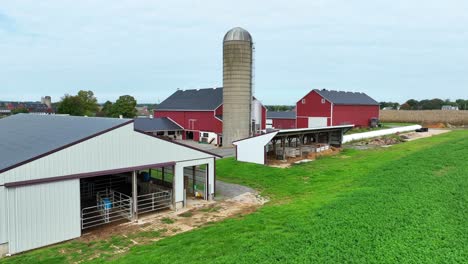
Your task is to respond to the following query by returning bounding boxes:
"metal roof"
[267,111,296,119]
[276,125,354,136]
[223,27,252,42]
[313,89,379,105]
[0,114,131,173]
[134,117,183,132]
[156,88,223,111]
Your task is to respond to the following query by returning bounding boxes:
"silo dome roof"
[223,27,252,42]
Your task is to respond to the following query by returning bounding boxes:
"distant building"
[441,105,459,110]
[266,111,296,129]
[135,106,150,117]
[0,96,54,115]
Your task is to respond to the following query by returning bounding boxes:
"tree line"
[56,90,138,118]
[380,98,468,110]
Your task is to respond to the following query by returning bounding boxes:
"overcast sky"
[1,0,467,104]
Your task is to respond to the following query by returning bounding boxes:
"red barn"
[296,89,379,128]
[154,88,266,145]
[266,111,296,129]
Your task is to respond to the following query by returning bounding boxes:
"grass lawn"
[2,131,467,263]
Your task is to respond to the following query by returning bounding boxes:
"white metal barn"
[0,114,218,255]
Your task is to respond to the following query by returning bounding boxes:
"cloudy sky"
[1,0,467,104]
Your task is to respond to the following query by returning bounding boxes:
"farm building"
[296,89,379,128]
[266,111,297,129]
[0,114,218,255]
[154,87,267,146]
[134,117,183,139]
[233,125,353,165]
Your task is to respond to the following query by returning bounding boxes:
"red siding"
[215,105,223,116]
[332,105,379,127]
[261,105,267,130]
[296,117,308,128]
[154,110,223,134]
[272,119,296,129]
[296,90,332,128]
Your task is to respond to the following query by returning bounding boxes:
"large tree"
[110,95,137,118]
[100,100,113,117]
[77,90,99,116]
[57,95,86,116]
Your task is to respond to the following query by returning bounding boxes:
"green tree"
[405,99,419,110]
[455,99,467,110]
[100,101,113,117]
[11,107,29,114]
[400,103,411,110]
[77,90,99,116]
[110,95,137,118]
[57,95,85,116]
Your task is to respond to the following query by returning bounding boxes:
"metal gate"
[81,189,133,229]
[137,190,172,214]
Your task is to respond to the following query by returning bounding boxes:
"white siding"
[233,132,279,165]
[7,180,81,254]
[200,131,219,145]
[0,186,7,244]
[251,99,263,132]
[308,117,328,128]
[2,124,215,185]
[174,158,215,203]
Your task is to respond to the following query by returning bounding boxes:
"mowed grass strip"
[2,131,467,263]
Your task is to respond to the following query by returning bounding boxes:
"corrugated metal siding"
[7,179,80,254]
[2,124,214,184]
[0,186,7,244]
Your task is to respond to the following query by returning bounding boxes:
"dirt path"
[401,129,451,141]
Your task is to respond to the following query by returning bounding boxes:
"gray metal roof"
[0,114,131,173]
[134,117,183,132]
[156,88,223,111]
[267,111,296,119]
[314,89,379,105]
[224,27,252,42]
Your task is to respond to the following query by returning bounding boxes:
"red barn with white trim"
[296,89,379,128]
[154,88,266,145]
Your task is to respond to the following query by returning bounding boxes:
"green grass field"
[2,131,467,263]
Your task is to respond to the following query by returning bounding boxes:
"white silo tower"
[222,27,253,146]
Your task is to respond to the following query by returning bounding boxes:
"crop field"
[2,131,467,263]
[380,110,468,126]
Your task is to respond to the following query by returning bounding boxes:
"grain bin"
[222,27,253,146]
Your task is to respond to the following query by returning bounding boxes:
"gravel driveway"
[215,180,256,200]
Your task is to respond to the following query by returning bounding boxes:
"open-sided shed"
[233,125,353,165]
[0,114,218,255]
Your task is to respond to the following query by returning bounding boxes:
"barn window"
[168,131,175,135]
[321,98,326,104]
[156,131,164,136]
[203,132,209,137]
[302,99,306,104]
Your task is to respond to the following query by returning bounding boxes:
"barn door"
[308,117,327,128]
